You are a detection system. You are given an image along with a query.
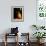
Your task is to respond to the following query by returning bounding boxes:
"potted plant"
[33,32,46,43]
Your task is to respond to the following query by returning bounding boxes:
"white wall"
[0,0,36,42]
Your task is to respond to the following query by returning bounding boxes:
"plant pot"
[37,39,40,46]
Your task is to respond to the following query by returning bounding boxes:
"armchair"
[4,27,19,46]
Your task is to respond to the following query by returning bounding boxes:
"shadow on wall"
[2,28,11,34]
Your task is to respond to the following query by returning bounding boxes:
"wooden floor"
[0,42,46,46]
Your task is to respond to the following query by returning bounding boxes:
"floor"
[0,42,46,46]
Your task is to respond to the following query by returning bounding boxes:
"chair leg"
[4,41,7,46]
[4,33,7,46]
[15,34,18,46]
[17,35,19,46]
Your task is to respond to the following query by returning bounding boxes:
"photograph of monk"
[11,6,24,22]
[14,8,22,19]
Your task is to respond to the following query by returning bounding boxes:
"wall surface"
[0,0,36,42]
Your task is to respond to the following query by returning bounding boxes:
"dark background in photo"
[13,8,22,19]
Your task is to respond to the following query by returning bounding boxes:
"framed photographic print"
[11,6,24,22]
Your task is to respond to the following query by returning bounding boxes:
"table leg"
[4,34,7,46]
